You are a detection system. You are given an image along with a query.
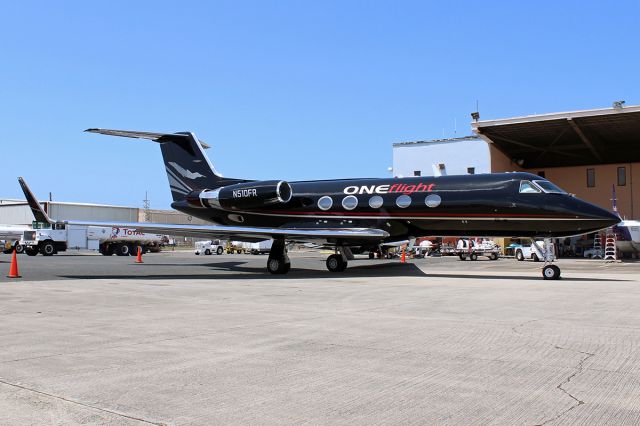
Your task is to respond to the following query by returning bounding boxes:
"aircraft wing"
[64,220,389,244]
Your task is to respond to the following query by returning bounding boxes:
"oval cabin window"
[369,195,383,209]
[425,194,441,208]
[342,195,358,210]
[396,195,411,208]
[318,196,333,211]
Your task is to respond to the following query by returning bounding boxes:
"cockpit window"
[519,180,541,194]
[533,180,567,194]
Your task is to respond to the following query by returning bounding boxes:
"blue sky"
[1,1,638,209]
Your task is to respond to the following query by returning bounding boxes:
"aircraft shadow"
[60,261,428,280]
[59,261,628,282]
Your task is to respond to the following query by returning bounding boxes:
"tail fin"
[85,129,247,201]
[17,177,53,224]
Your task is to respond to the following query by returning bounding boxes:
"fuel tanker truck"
[21,223,165,256]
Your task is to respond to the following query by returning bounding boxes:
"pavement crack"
[514,319,595,426]
[511,318,542,335]
[0,378,164,425]
[536,347,595,425]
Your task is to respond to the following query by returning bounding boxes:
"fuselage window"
[342,195,358,210]
[425,194,441,208]
[396,194,411,208]
[519,180,541,194]
[369,195,383,209]
[318,196,333,211]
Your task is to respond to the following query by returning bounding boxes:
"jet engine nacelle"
[189,180,293,210]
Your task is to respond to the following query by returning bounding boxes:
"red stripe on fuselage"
[251,210,575,219]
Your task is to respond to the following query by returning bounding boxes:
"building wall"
[0,202,208,226]
[535,163,638,220]
[139,209,209,225]
[46,203,139,222]
[488,145,524,173]
[393,139,490,177]
[0,204,35,225]
[490,145,639,220]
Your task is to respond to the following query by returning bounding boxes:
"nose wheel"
[542,264,561,280]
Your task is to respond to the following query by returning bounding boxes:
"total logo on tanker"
[110,227,146,239]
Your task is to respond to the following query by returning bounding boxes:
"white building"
[392,136,490,177]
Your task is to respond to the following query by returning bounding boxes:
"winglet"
[17,177,52,224]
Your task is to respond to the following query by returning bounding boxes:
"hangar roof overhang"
[472,105,640,168]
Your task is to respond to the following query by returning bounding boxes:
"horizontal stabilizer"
[85,128,210,149]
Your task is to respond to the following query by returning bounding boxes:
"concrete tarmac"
[1,252,640,424]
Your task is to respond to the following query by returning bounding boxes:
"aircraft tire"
[267,257,290,274]
[516,250,524,261]
[326,254,347,272]
[542,265,561,280]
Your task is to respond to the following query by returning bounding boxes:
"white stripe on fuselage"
[225,211,593,221]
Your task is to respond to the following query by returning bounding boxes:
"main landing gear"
[326,254,347,272]
[266,240,352,274]
[326,246,352,273]
[266,239,290,274]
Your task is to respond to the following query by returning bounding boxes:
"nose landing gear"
[531,238,561,280]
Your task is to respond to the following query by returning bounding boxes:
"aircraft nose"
[574,198,621,229]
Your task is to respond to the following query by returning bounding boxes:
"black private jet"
[19,129,619,279]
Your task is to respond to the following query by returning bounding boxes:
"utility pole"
[143,191,151,222]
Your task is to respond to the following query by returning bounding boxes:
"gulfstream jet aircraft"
[20,129,620,279]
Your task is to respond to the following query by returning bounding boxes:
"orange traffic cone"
[135,246,143,264]
[7,249,21,278]
[401,246,406,263]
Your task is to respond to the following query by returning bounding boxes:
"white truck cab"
[195,240,225,255]
[515,241,555,262]
[21,221,67,256]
